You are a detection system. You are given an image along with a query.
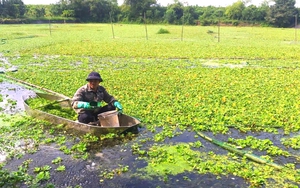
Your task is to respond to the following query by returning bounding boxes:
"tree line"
[0,0,299,27]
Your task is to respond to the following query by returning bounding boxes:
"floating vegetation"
[281,135,300,150]
[26,97,77,121]
[157,28,170,34]
[0,24,300,188]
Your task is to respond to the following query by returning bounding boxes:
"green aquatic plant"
[1,24,300,187]
[59,145,71,155]
[33,165,51,183]
[7,99,17,106]
[100,133,118,140]
[71,142,87,153]
[99,165,130,183]
[142,144,198,176]
[70,142,89,160]
[281,135,300,149]
[26,97,77,120]
[138,143,299,187]
[82,133,99,143]
[156,28,170,34]
[51,157,63,164]
[228,136,290,156]
[0,160,33,187]
[55,165,66,172]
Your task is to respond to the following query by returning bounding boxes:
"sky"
[22,0,300,7]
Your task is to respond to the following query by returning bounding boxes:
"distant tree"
[148,5,166,23]
[124,0,157,20]
[188,6,205,21]
[0,0,25,18]
[165,7,176,24]
[62,9,74,18]
[183,6,196,25]
[197,6,224,25]
[242,5,255,21]
[49,0,70,17]
[25,5,46,18]
[118,4,130,22]
[242,5,261,21]
[266,0,298,27]
[225,0,245,20]
[87,0,113,22]
[199,6,215,20]
[255,2,269,23]
[56,0,117,22]
[65,0,89,21]
[0,2,2,17]
[136,4,165,23]
[164,1,183,24]
[199,6,223,20]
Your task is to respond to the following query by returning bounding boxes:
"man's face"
[88,79,100,90]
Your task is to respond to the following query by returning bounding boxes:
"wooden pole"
[295,14,298,42]
[218,7,221,43]
[218,16,220,42]
[181,14,184,41]
[181,2,188,41]
[110,11,115,39]
[144,12,148,40]
[49,19,52,36]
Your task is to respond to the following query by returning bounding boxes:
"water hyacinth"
[0,24,299,188]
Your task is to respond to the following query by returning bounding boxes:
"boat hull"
[23,93,140,136]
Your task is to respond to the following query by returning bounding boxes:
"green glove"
[113,101,123,113]
[77,101,91,109]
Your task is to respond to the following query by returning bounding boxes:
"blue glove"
[113,101,123,113]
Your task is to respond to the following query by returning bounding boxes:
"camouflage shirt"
[71,84,116,114]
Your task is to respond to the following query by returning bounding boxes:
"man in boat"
[71,71,123,125]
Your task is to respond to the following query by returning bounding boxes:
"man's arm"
[102,87,122,112]
[71,87,85,109]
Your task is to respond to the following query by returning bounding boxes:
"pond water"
[3,139,250,188]
[0,80,36,114]
[0,55,18,73]
[1,79,299,187]
[201,61,249,69]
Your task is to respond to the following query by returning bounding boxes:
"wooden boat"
[1,74,141,135]
[23,92,141,136]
